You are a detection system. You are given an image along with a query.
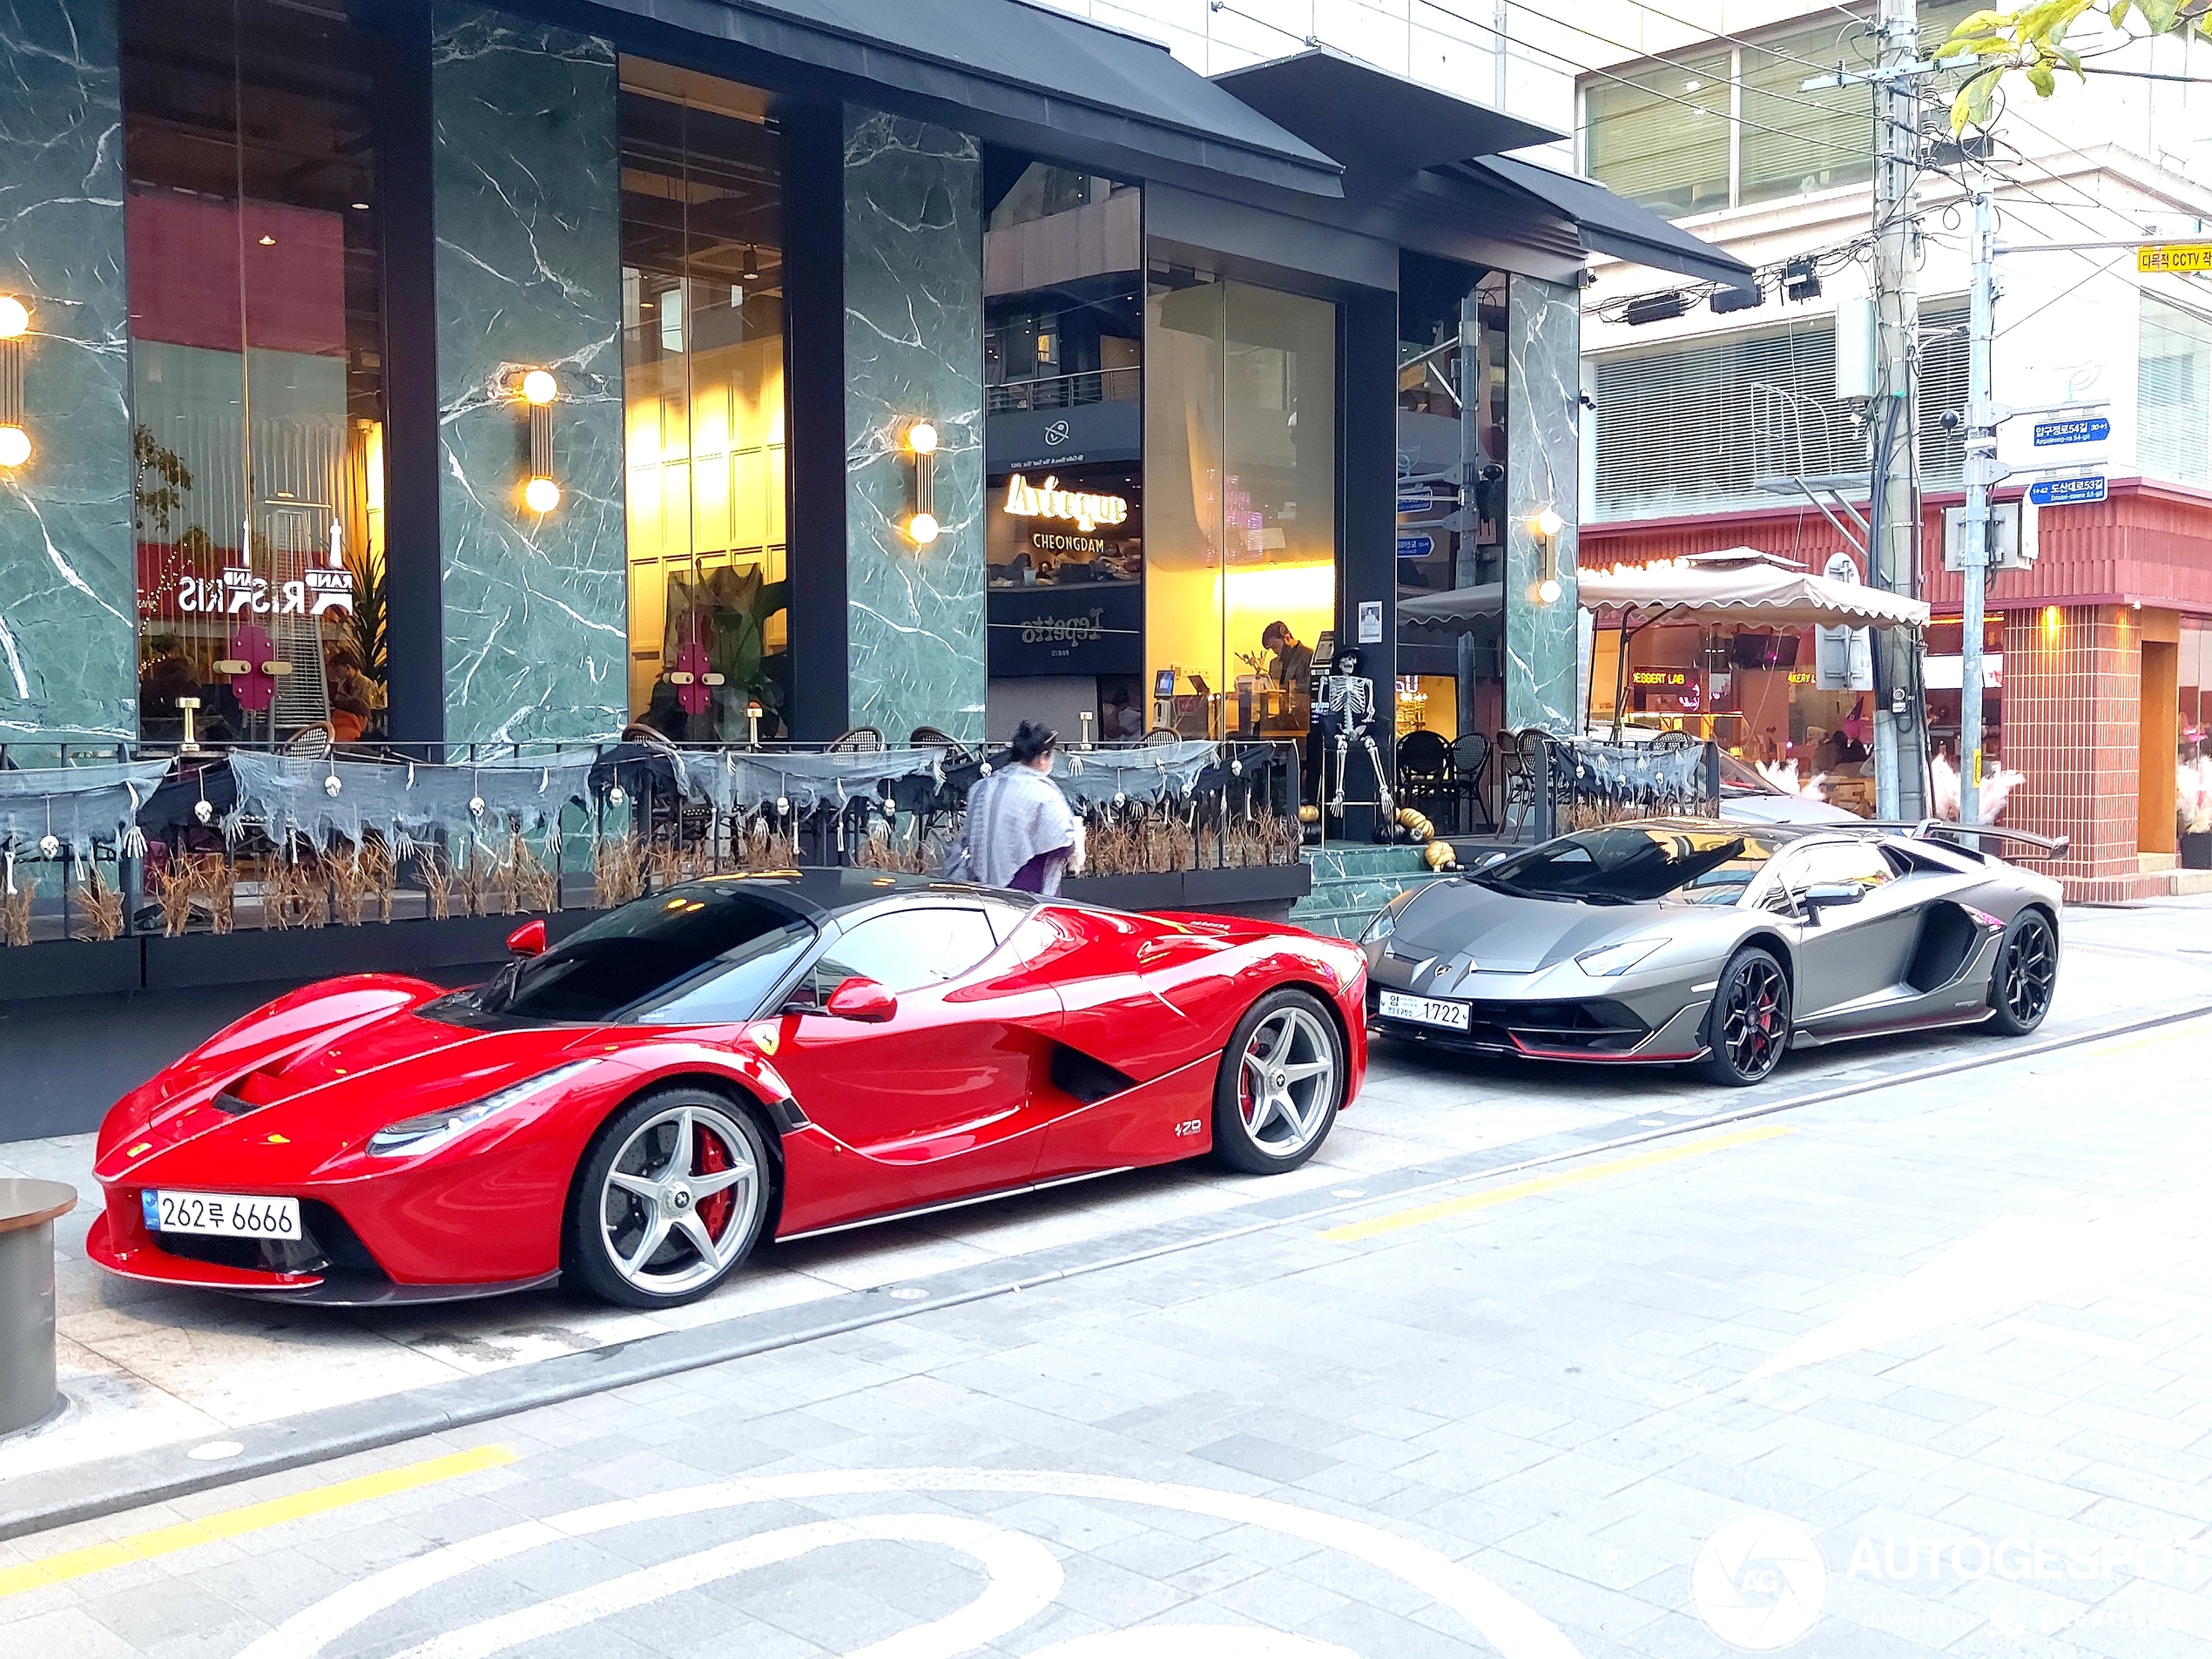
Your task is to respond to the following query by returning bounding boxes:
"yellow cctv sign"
[2138,244,2212,274]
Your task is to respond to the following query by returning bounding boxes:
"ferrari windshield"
[1475,825,1779,907]
[464,887,817,1025]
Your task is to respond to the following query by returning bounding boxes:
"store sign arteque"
[1002,472,1130,534]
[176,554,354,618]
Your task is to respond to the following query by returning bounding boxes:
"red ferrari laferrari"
[89,872,1366,1308]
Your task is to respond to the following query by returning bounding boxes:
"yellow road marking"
[1321,1123,1794,1243]
[0,1443,516,1601]
[2076,1020,2212,1061]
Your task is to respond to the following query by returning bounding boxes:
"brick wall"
[2002,604,2148,902]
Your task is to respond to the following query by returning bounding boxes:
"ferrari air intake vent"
[210,1091,257,1116]
[1049,1045,1139,1104]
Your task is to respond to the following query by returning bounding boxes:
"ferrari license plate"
[1379,989,1472,1031]
[141,1190,302,1241]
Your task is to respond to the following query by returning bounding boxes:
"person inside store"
[1101,685,1143,742]
[1262,621,1313,700]
[948,720,1084,895]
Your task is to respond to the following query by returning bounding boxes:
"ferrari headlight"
[367,1062,592,1157]
[1575,937,1667,977]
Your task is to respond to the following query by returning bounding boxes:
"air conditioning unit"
[1942,499,2039,572]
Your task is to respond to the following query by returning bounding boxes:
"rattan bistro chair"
[1450,732,1494,833]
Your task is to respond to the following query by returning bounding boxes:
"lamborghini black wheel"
[1697,946,1791,1087]
[1987,909,2057,1037]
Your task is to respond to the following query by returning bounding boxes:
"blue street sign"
[1396,486,1433,513]
[1397,534,1435,559]
[2031,415,2110,447]
[2027,475,2107,507]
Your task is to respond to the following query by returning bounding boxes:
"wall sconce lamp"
[0,295,31,470]
[516,368,559,514]
[904,420,940,545]
[1528,506,1566,604]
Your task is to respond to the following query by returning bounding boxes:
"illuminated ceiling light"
[907,511,941,546]
[521,368,559,406]
[743,244,759,280]
[523,475,561,515]
[1536,577,1562,605]
[906,421,939,455]
[258,233,276,246]
[0,425,29,469]
[1529,508,1565,539]
[0,297,27,340]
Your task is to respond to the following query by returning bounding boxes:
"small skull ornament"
[1113,791,1126,807]
[775,797,790,816]
[324,774,343,798]
[609,786,626,806]
[469,796,486,817]
[979,762,993,776]
[194,799,214,826]
[39,834,60,859]
[1231,759,1244,776]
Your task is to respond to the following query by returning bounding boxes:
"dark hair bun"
[1008,720,1057,763]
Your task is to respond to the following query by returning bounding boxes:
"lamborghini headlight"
[1361,891,1414,945]
[367,1062,592,1157]
[1575,937,1667,977]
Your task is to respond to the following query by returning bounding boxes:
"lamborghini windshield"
[1474,826,1779,907]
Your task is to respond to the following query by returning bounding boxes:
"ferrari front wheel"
[1697,946,1791,1088]
[1212,989,1344,1174]
[567,1089,772,1308]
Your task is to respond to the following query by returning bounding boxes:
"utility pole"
[1959,183,1996,827]
[1870,0,1927,820]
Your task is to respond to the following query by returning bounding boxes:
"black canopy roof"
[1457,155,1757,288]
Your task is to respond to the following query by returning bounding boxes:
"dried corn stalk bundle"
[357,835,397,923]
[152,853,201,937]
[509,831,558,914]
[75,863,126,941]
[417,846,457,921]
[0,884,30,948]
[729,814,795,873]
[329,840,371,926]
[593,833,644,908]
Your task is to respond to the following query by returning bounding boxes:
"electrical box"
[1833,297,1877,401]
[1942,499,2039,571]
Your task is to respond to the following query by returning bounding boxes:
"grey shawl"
[949,763,1078,893]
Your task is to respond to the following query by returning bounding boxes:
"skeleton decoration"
[1315,648,1394,817]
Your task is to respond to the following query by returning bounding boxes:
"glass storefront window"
[619,64,788,742]
[125,0,387,745]
[983,165,1144,743]
[1146,267,1336,746]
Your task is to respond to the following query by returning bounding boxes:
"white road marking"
[389,1514,1060,1659]
[234,1467,1585,1659]
[1029,1629,1359,1656]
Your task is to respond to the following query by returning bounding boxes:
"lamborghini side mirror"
[824,975,898,1022]
[506,918,548,956]
[1801,883,1864,916]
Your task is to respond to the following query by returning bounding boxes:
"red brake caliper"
[696,1126,733,1240]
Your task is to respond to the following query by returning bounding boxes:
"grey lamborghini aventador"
[1360,819,2065,1087]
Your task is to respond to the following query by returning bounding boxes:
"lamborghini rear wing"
[1897,820,2072,860]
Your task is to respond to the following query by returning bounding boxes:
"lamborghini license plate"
[142,1190,302,1241]
[1379,989,1471,1031]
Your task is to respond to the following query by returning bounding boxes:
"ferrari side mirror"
[824,975,898,1022]
[506,918,548,956]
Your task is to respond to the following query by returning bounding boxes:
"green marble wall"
[0,0,135,743]
[842,110,985,749]
[1504,274,1581,734]
[431,4,626,745]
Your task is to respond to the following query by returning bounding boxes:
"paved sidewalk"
[0,904,2209,1655]
[2,900,2209,1502]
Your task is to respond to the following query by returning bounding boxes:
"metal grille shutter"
[1591,300,1968,522]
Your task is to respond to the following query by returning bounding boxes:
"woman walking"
[950,721,1082,894]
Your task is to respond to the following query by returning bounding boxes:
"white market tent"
[1576,547,1931,631]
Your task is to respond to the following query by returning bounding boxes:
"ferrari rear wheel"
[1697,946,1791,1088]
[567,1089,771,1308]
[1212,989,1344,1175]
[1988,909,2057,1036]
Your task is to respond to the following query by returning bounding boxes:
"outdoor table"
[0,1178,75,1438]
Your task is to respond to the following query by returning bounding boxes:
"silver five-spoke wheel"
[1214,990,1345,1172]
[570,1090,771,1307]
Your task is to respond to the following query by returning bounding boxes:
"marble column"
[842,110,985,749]
[431,4,625,746]
[1504,273,1581,735]
[0,0,134,744]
